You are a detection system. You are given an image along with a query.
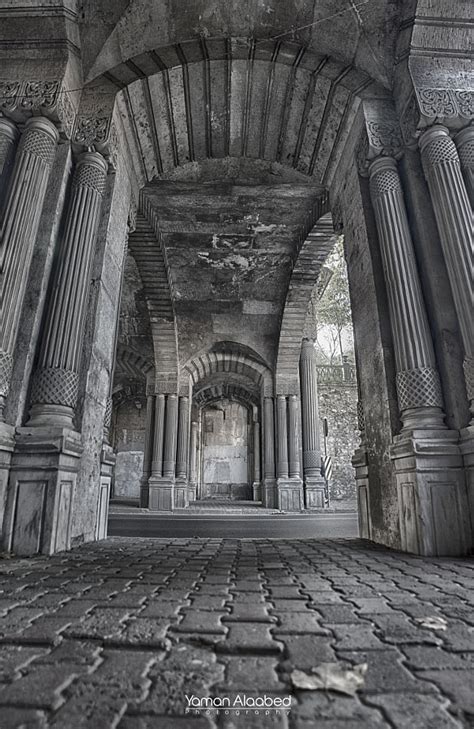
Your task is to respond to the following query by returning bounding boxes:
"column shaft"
[190,421,198,483]
[288,395,300,478]
[420,126,473,415]
[300,339,323,477]
[369,156,444,428]
[151,394,166,476]
[253,421,261,482]
[141,393,155,485]
[454,126,474,207]
[29,151,108,427]
[0,117,58,417]
[276,395,289,478]
[176,396,189,479]
[263,397,275,479]
[163,395,179,478]
[0,118,19,209]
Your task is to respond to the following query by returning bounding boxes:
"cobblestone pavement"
[0,537,473,729]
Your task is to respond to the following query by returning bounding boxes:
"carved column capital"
[356,99,403,177]
[0,80,77,139]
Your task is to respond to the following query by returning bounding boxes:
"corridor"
[0,537,472,728]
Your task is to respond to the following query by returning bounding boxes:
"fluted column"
[151,394,166,476]
[253,421,261,483]
[419,126,473,419]
[300,339,323,478]
[263,397,275,480]
[28,151,108,427]
[369,156,445,430]
[0,117,19,209]
[288,395,300,478]
[276,395,289,478]
[163,394,179,478]
[140,392,155,506]
[454,126,474,208]
[176,396,189,479]
[0,117,58,419]
[190,421,198,484]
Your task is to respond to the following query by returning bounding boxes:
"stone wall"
[112,398,147,499]
[318,384,358,503]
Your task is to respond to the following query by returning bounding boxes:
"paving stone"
[276,635,337,670]
[0,645,49,681]
[439,620,474,652]
[0,707,49,729]
[269,599,311,612]
[119,717,217,729]
[266,586,307,600]
[223,603,275,622]
[65,608,131,639]
[325,623,386,650]
[218,624,284,654]
[401,645,474,670]
[292,691,388,724]
[219,656,285,691]
[350,597,397,614]
[364,613,443,646]
[0,608,45,639]
[338,648,438,693]
[415,669,474,715]
[272,612,329,635]
[0,664,79,709]
[306,592,346,605]
[174,611,227,634]
[316,605,360,623]
[34,639,102,668]
[14,616,73,644]
[365,693,464,728]
[119,618,173,645]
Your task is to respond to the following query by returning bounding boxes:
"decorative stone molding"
[356,99,403,176]
[396,368,443,411]
[463,356,474,403]
[0,80,76,138]
[416,88,474,123]
[400,93,421,148]
[73,114,119,168]
[357,399,365,433]
[0,352,13,400]
[103,396,113,430]
[30,368,79,408]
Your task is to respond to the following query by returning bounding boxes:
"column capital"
[368,156,401,199]
[20,116,59,166]
[356,98,403,176]
[419,124,459,165]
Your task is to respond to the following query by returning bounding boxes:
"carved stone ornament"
[400,93,421,148]
[0,80,76,138]
[355,131,370,177]
[73,115,119,168]
[416,88,474,126]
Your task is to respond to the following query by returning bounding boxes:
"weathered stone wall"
[112,398,147,499]
[201,400,251,500]
[318,385,358,502]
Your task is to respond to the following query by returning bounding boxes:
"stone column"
[454,126,474,208]
[0,117,58,420]
[189,420,198,501]
[369,154,470,556]
[139,392,155,507]
[175,395,189,507]
[252,420,261,501]
[149,394,178,511]
[0,117,19,209]
[151,394,166,477]
[419,126,473,420]
[288,395,300,478]
[300,338,326,507]
[276,396,289,479]
[369,156,445,430]
[28,151,108,428]
[263,396,276,507]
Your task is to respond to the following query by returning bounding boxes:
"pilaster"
[175,396,189,508]
[149,394,178,511]
[188,420,198,502]
[263,396,276,508]
[252,420,262,502]
[139,392,154,507]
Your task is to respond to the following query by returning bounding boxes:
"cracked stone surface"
[0,537,472,728]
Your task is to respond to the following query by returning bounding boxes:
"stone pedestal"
[0,422,15,542]
[277,477,303,511]
[97,444,115,540]
[459,427,474,545]
[148,477,174,511]
[352,445,371,539]
[392,431,470,556]
[2,427,82,555]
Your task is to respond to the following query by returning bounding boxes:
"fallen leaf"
[415,616,447,631]
[291,662,367,695]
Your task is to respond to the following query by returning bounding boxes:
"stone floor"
[0,538,473,729]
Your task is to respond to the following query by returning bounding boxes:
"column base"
[139,476,150,508]
[148,476,175,511]
[175,477,189,508]
[263,479,277,508]
[277,477,303,511]
[391,429,471,556]
[352,445,371,539]
[460,424,474,549]
[304,476,327,509]
[0,422,15,543]
[97,444,115,540]
[27,403,75,429]
[188,482,197,503]
[252,481,262,502]
[2,426,82,555]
